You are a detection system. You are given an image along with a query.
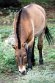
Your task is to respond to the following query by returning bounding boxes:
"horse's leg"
[27,47,32,69]
[31,39,35,66]
[37,32,44,64]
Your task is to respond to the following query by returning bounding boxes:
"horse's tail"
[45,26,54,45]
[16,9,22,49]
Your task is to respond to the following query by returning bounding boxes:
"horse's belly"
[34,17,45,36]
[31,14,45,37]
[34,27,44,37]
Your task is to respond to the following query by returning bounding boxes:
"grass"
[0,19,55,83]
[0,25,17,73]
[0,25,13,41]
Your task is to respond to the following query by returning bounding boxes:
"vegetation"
[0,0,55,7]
[0,0,55,15]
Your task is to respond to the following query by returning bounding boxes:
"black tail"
[16,9,22,49]
[45,26,54,45]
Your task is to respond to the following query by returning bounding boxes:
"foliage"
[20,0,55,7]
[0,0,21,7]
[0,0,55,8]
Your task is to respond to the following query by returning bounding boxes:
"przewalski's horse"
[13,3,53,74]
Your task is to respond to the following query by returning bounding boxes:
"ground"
[0,19,55,83]
[0,62,55,83]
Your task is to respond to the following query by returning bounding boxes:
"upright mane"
[16,9,22,49]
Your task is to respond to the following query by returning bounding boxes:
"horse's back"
[24,3,46,36]
[24,3,45,16]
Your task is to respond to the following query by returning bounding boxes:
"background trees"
[0,0,55,8]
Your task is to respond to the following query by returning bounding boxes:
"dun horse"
[13,3,53,74]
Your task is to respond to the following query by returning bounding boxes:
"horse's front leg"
[27,47,32,69]
[37,32,45,64]
[31,39,35,66]
[27,37,34,69]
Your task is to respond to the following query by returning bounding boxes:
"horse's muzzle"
[18,66,26,75]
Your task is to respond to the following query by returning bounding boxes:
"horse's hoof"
[39,59,43,65]
[27,66,32,72]
[32,62,36,66]
[28,68,32,72]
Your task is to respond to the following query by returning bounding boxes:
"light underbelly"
[34,27,44,37]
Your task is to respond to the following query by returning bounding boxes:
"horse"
[13,3,53,75]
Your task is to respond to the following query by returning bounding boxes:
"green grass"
[0,25,17,73]
[0,25,13,41]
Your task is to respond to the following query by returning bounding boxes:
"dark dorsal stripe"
[16,9,22,49]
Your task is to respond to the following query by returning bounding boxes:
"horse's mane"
[16,9,22,49]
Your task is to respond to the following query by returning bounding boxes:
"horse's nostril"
[18,66,26,75]
[19,70,26,75]
[21,71,26,75]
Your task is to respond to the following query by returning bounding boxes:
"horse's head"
[13,8,29,74]
[14,43,28,75]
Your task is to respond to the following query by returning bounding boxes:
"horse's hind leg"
[37,32,44,64]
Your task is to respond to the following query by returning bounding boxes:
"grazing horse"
[13,3,53,74]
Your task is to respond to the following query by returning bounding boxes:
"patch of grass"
[0,25,17,73]
[0,25,13,41]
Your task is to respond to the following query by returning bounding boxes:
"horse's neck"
[20,27,27,45]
